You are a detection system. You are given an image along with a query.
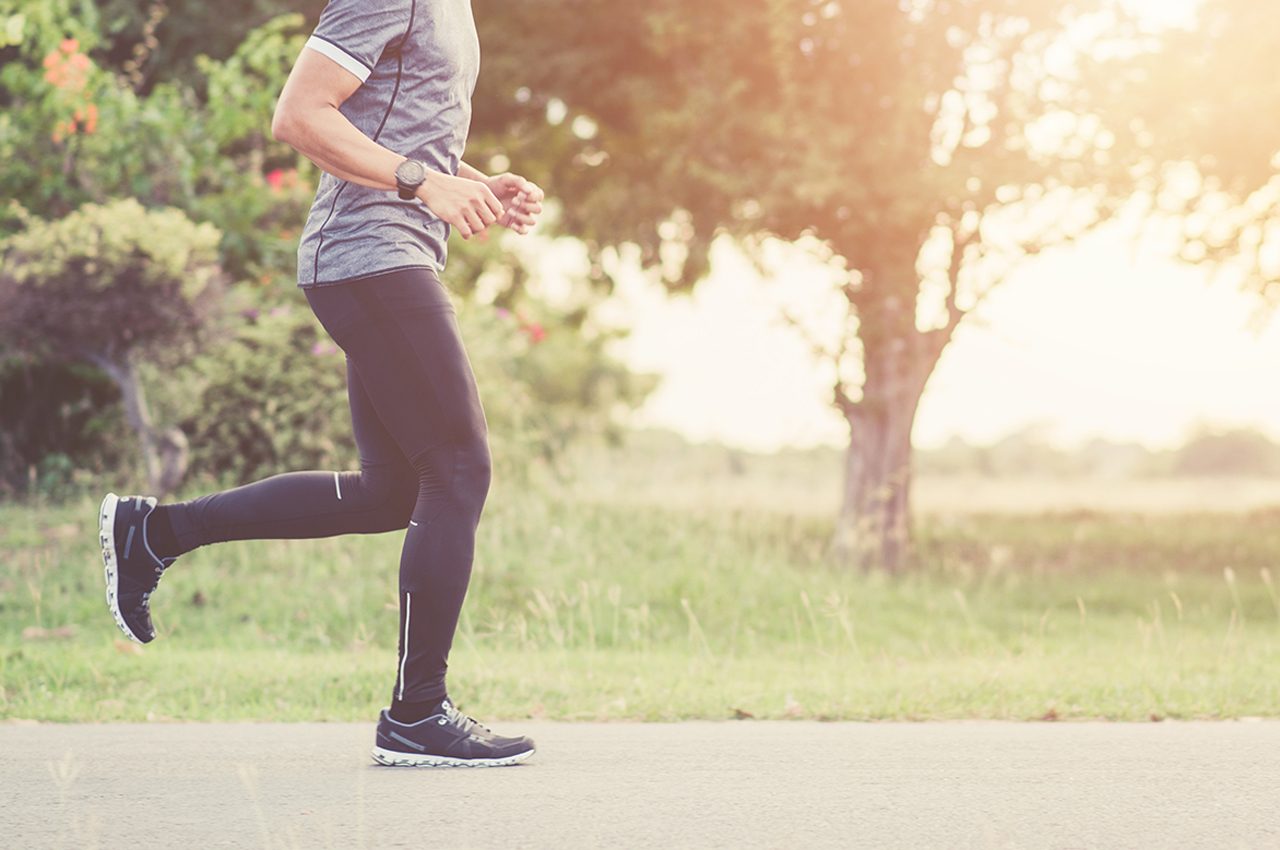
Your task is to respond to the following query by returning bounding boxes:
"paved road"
[3,720,1277,849]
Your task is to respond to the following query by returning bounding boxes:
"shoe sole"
[370,745,535,768]
[99,492,146,645]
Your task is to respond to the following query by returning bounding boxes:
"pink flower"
[311,340,339,356]
[524,323,547,344]
[495,307,511,320]
[60,38,79,54]
[265,169,285,191]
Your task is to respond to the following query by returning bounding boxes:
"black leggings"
[164,267,490,704]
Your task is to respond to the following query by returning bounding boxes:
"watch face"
[397,160,426,185]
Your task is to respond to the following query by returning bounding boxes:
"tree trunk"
[831,279,941,572]
[831,378,923,573]
[91,351,189,497]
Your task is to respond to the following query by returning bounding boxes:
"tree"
[0,199,224,495]
[473,0,1139,569]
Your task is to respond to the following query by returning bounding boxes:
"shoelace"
[443,702,492,736]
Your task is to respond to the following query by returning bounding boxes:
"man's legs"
[102,298,420,645]
[105,265,530,764]
[157,267,490,708]
[299,270,533,765]
[300,269,492,711]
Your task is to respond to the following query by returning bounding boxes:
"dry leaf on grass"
[22,625,76,641]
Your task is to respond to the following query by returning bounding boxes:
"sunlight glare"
[1122,0,1201,29]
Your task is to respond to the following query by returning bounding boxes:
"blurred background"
[2,0,1279,722]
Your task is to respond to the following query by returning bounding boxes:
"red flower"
[265,169,285,191]
[73,103,98,134]
[42,48,89,92]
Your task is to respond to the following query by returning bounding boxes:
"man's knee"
[356,464,417,526]
[409,439,490,521]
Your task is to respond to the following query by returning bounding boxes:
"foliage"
[0,197,225,494]
[0,355,133,497]
[1099,0,1280,296]
[91,0,326,93]
[0,198,222,364]
[158,298,352,488]
[0,3,312,282]
[463,294,658,472]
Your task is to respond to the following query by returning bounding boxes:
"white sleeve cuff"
[304,35,371,83]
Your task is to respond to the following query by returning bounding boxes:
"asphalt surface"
[3,720,1277,849]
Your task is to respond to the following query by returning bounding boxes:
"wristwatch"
[394,158,427,200]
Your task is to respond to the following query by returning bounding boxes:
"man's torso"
[297,0,480,287]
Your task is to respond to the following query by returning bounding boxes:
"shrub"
[0,198,224,495]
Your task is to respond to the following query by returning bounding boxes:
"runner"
[97,0,544,768]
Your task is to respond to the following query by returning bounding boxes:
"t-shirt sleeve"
[304,0,411,83]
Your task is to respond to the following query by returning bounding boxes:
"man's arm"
[271,47,502,238]
[458,161,489,183]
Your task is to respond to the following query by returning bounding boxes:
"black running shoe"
[98,493,176,644]
[372,699,536,767]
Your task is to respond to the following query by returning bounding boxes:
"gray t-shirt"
[296,0,480,287]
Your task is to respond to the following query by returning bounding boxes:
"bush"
[154,296,350,488]
[0,197,223,365]
[0,355,132,498]
[0,197,225,495]
[1171,428,1280,477]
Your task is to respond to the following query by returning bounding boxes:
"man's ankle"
[389,697,447,724]
[145,505,183,561]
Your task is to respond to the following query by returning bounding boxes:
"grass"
[3,443,1280,722]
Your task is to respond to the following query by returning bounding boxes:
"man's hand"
[483,172,545,235]
[416,172,505,239]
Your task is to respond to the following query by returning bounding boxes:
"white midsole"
[370,745,535,768]
[99,492,144,645]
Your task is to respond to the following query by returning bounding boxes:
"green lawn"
[3,454,1280,722]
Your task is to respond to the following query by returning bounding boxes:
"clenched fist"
[483,172,545,235]
[417,172,505,239]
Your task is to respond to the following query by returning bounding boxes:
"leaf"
[22,625,76,640]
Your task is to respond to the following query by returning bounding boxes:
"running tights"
[161,267,490,704]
